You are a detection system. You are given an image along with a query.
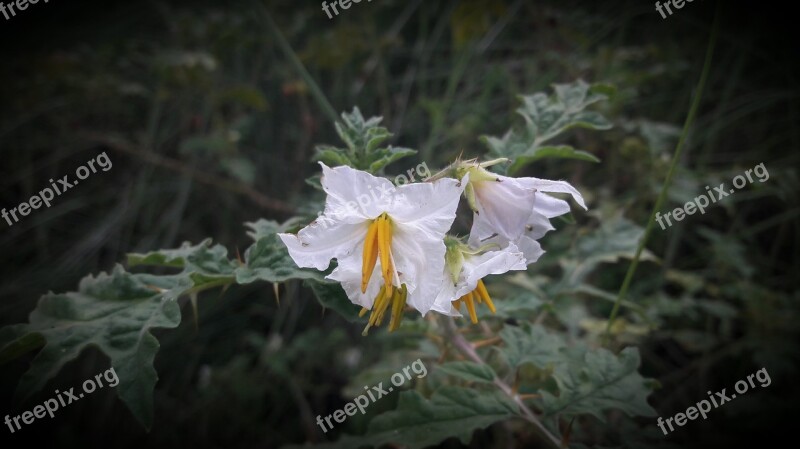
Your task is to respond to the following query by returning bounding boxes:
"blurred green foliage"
[0,1,798,449]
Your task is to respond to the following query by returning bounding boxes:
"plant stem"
[442,317,562,449]
[256,2,341,126]
[605,4,721,339]
[82,132,294,213]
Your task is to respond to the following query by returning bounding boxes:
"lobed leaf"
[541,347,658,420]
[481,80,612,174]
[291,386,519,449]
[499,322,566,371]
[437,361,496,383]
[3,266,185,429]
[313,107,417,173]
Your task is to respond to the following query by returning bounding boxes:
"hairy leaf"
[314,107,417,173]
[4,266,184,429]
[541,346,657,420]
[236,219,324,284]
[305,279,361,322]
[293,386,519,449]
[438,361,496,383]
[481,80,612,174]
[499,322,566,371]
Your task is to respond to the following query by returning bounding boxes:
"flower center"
[359,213,406,335]
[452,279,496,324]
[361,212,395,296]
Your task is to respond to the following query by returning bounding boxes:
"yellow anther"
[464,292,478,324]
[377,214,394,291]
[363,285,388,336]
[389,285,408,331]
[361,219,380,293]
[476,280,496,314]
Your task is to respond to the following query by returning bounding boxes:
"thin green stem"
[256,2,341,126]
[605,4,721,339]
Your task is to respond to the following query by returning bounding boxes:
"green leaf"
[305,279,361,322]
[558,214,658,290]
[10,266,184,429]
[541,347,657,420]
[314,145,354,167]
[366,146,417,173]
[127,239,238,284]
[313,107,417,173]
[294,386,519,449]
[438,361,496,383]
[235,220,324,284]
[507,145,600,172]
[481,80,612,174]
[499,323,566,371]
[243,217,303,239]
[491,292,545,318]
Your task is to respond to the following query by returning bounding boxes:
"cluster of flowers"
[279,159,586,335]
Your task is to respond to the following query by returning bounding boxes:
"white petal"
[390,176,466,238]
[472,175,536,241]
[532,193,572,218]
[320,162,398,221]
[518,177,587,211]
[326,252,383,309]
[391,223,447,314]
[455,243,526,297]
[408,266,448,316]
[467,215,498,248]
[278,217,366,271]
[524,211,556,240]
[430,272,462,317]
[514,236,546,265]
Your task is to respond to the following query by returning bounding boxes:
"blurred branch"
[80,132,295,213]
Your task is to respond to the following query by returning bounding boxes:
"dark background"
[1,0,798,448]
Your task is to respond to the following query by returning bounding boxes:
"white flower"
[459,161,587,264]
[430,238,526,323]
[279,162,466,333]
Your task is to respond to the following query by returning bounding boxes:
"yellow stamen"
[374,287,392,326]
[361,219,380,293]
[363,285,388,336]
[388,285,405,331]
[464,292,478,324]
[358,307,368,317]
[452,299,462,311]
[377,214,394,292]
[476,280,496,314]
